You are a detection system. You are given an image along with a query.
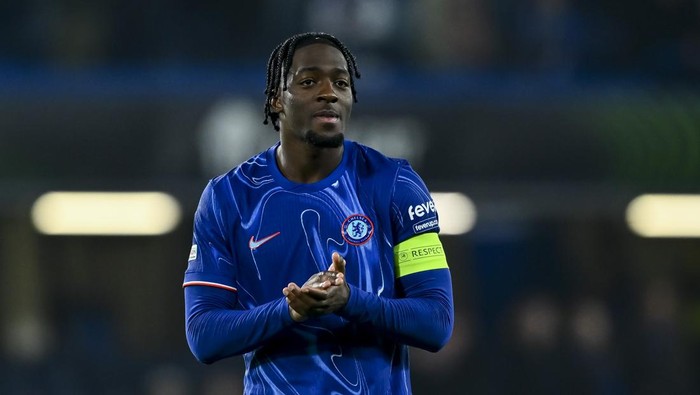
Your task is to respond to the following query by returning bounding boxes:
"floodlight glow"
[626,194,700,237]
[31,192,181,236]
[432,192,476,235]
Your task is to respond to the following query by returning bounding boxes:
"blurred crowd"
[1,0,700,79]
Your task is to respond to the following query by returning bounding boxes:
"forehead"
[289,43,348,73]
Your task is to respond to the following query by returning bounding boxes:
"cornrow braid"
[263,32,361,131]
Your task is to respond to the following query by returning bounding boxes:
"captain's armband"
[393,232,448,278]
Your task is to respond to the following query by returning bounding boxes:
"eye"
[335,80,350,88]
[300,79,315,86]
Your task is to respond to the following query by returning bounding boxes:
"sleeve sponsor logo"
[188,244,198,261]
[408,200,436,221]
[397,244,444,263]
[413,217,439,233]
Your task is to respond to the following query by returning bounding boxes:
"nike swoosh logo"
[249,231,281,250]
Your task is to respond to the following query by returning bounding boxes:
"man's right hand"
[283,252,350,321]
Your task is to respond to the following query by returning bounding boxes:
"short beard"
[304,130,344,148]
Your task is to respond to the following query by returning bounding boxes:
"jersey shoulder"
[349,140,407,178]
[210,146,275,193]
[198,146,276,223]
[349,142,439,241]
[350,140,407,166]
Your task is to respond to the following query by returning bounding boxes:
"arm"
[338,268,453,352]
[346,160,452,351]
[336,231,453,351]
[184,180,295,364]
[284,234,454,352]
[184,285,294,364]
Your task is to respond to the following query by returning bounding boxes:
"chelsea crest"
[341,214,374,246]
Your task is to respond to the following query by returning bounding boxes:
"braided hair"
[263,32,361,131]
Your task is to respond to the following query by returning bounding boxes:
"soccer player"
[183,32,454,394]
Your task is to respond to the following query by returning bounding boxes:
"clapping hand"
[283,252,349,322]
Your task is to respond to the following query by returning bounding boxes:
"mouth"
[313,109,340,124]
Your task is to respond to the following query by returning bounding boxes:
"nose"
[317,80,338,103]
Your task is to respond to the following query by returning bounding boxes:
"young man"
[183,32,454,394]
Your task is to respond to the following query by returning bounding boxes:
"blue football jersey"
[184,140,441,394]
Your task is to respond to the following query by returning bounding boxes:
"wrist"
[336,283,361,318]
[288,304,307,322]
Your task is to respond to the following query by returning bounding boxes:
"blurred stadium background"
[2,1,700,393]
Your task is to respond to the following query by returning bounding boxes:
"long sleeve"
[336,268,454,352]
[184,285,295,364]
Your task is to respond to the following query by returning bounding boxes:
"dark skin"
[271,42,353,183]
[273,42,352,321]
[283,253,349,322]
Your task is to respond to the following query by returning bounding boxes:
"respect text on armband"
[398,244,444,263]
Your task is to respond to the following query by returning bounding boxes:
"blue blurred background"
[1,1,700,393]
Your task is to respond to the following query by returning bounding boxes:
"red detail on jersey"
[182,281,237,292]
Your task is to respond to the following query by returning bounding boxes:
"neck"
[276,135,344,184]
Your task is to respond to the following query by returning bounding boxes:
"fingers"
[283,282,304,296]
[285,286,315,320]
[328,252,346,275]
[302,271,338,289]
[284,257,350,320]
[302,286,332,300]
[309,279,332,289]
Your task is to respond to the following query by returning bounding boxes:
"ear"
[271,95,283,113]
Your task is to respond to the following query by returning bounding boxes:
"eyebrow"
[294,66,349,75]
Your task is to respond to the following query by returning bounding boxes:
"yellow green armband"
[393,232,448,277]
